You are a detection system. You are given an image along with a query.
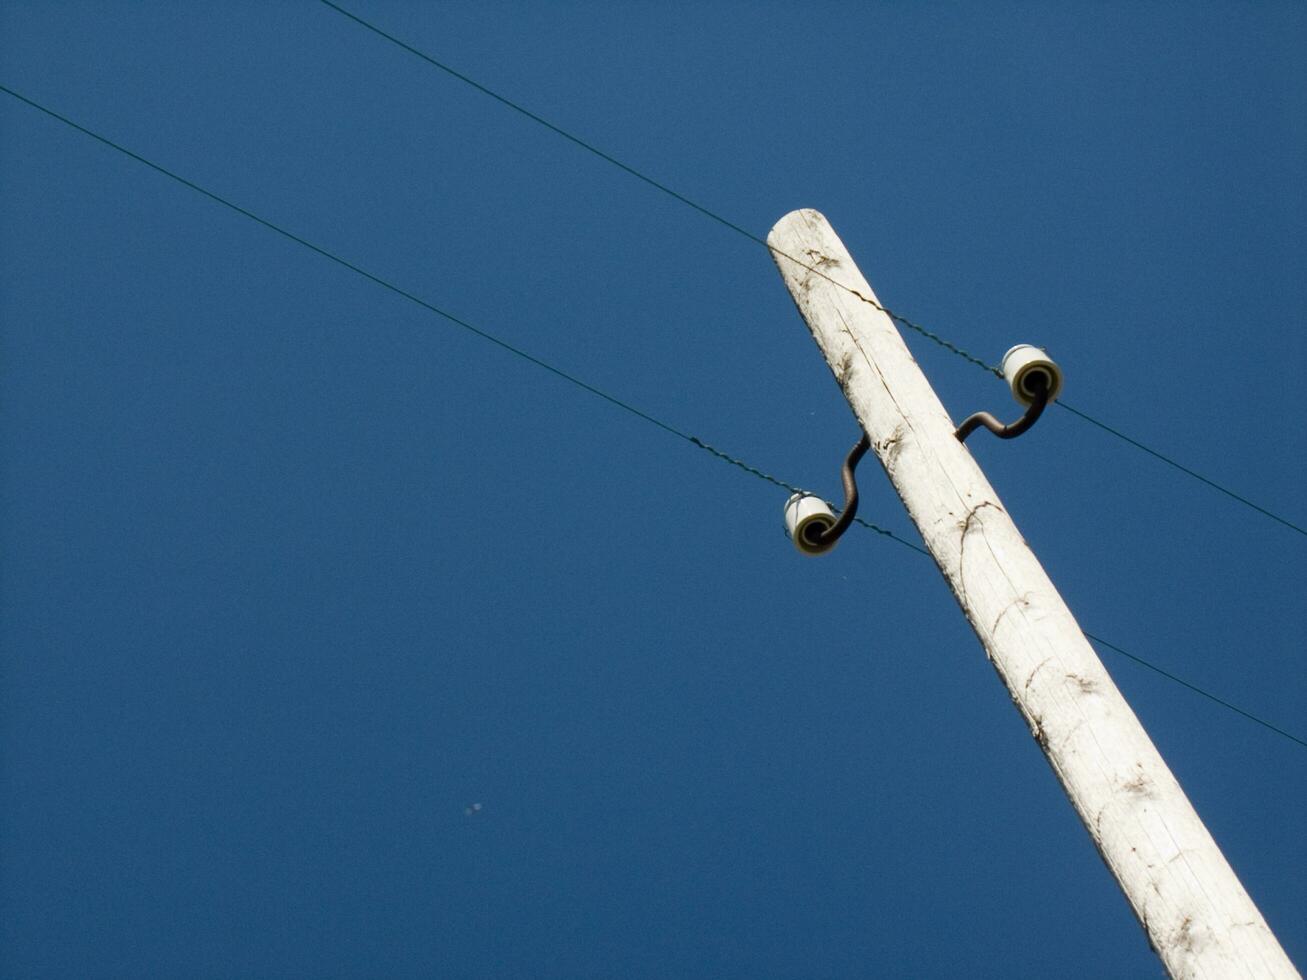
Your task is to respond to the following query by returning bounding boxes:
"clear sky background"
[2,2,1304,977]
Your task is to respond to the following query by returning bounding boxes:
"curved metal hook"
[955,373,1051,443]
[801,433,871,553]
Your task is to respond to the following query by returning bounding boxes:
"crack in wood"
[990,591,1033,635]
[1024,657,1054,699]
[956,501,1001,609]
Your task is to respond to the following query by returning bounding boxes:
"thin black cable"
[315,0,999,376]
[1057,401,1307,537]
[1084,632,1307,749]
[318,0,759,244]
[0,81,914,552]
[318,0,1305,538]
[0,86,677,444]
[1,82,1297,751]
[687,436,928,555]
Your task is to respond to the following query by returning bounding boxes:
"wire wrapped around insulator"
[801,433,871,553]
[955,373,1051,443]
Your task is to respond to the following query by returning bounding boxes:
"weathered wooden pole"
[769,208,1298,979]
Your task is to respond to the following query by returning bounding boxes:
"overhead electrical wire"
[1056,403,1304,536]
[316,0,1307,541]
[1,83,1301,752]
[1083,633,1306,749]
[0,82,919,559]
[314,0,997,376]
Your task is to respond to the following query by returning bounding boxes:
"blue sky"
[2,2,1304,977]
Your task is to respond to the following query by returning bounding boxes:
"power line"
[317,0,1306,540]
[685,436,929,555]
[313,0,998,376]
[1084,633,1307,749]
[0,82,912,550]
[1,82,1299,753]
[1057,402,1307,537]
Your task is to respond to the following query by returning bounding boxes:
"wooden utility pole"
[769,209,1298,979]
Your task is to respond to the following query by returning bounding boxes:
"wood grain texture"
[768,209,1297,979]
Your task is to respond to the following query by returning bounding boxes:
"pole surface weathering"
[768,209,1297,979]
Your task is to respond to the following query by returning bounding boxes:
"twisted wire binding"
[834,281,1001,375]
[688,436,802,495]
[689,436,928,554]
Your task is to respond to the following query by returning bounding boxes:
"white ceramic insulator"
[783,493,837,555]
[1002,344,1063,405]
